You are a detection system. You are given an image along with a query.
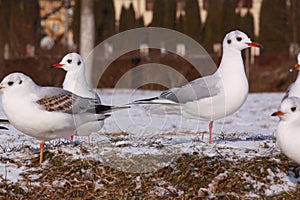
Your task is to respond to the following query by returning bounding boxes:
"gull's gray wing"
[160,74,221,103]
[93,90,101,104]
[36,87,129,114]
[36,87,98,114]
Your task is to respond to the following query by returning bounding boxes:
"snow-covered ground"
[0,89,299,197]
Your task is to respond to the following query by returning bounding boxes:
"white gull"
[132,30,262,144]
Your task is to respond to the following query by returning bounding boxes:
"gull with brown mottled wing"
[52,52,103,143]
[0,72,128,164]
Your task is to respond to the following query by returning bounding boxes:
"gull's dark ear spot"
[77,60,81,65]
[227,39,231,44]
[19,80,22,84]
[8,81,14,86]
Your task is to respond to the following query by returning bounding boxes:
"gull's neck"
[63,65,90,95]
[218,47,245,75]
[216,46,249,98]
[296,70,300,84]
[211,46,248,117]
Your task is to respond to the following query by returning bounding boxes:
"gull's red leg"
[209,121,213,144]
[39,140,44,164]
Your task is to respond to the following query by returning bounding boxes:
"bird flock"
[0,30,298,167]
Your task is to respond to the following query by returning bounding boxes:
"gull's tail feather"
[131,97,177,105]
[129,96,181,116]
[133,97,159,103]
[97,114,111,121]
[91,105,131,114]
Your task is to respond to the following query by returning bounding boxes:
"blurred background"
[0,0,298,92]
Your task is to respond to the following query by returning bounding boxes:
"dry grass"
[1,147,299,199]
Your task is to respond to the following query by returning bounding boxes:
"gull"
[0,72,125,163]
[52,52,102,143]
[132,30,262,144]
[272,96,300,165]
[283,53,300,100]
[52,52,100,100]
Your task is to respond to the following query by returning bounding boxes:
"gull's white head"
[52,52,84,72]
[222,30,262,52]
[0,72,35,93]
[272,97,300,122]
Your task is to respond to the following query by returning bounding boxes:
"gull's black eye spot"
[227,39,231,44]
[8,81,14,86]
[19,80,22,84]
[67,59,72,64]
[291,107,296,112]
[236,37,242,42]
[77,60,81,65]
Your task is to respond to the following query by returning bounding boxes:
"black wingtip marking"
[90,105,130,114]
[0,126,9,130]
[132,97,159,104]
[0,119,9,124]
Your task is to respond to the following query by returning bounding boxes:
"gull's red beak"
[294,64,300,70]
[52,63,64,68]
[0,85,4,90]
[246,42,263,48]
[271,111,284,117]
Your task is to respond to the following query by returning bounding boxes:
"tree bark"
[80,0,95,86]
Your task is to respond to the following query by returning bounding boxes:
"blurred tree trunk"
[184,0,202,43]
[0,0,41,59]
[221,0,241,37]
[240,10,255,40]
[151,0,176,29]
[151,0,165,27]
[163,0,176,30]
[80,0,95,85]
[94,0,115,45]
[127,3,136,29]
[203,0,223,52]
[136,16,144,28]
[119,3,136,32]
[259,0,289,53]
[0,0,10,62]
[296,1,300,44]
[288,0,300,56]
[288,0,300,43]
[119,5,128,32]
[176,13,185,33]
[72,0,81,50]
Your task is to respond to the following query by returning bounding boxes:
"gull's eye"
[291,107,296,112]
[236,37,242,42]
[227,39,231,44]
[67,59,72,64]
[8,81,14,86]
[77,60,81,65]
